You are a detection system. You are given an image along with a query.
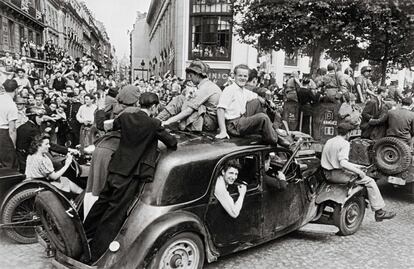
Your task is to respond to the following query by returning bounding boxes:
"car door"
[261,149,306,236]
[204,152,263,255]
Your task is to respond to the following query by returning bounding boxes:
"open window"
[265,150,299,180]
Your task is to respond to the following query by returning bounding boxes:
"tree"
[232,0,364,76]
[359,0,414,85]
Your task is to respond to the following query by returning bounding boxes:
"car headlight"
[109,241,120,252]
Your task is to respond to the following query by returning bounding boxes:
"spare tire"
[373,137,412,175]
[35,191,82,259]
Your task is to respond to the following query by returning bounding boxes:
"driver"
[263,153,287,190]
[321,122,395,222]
[214,159,247,218]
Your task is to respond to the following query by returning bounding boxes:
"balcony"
[5,0,45,24]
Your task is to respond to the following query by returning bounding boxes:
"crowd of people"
[0,56,404,262]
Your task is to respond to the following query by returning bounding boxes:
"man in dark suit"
[52,70,67,91]
[83,92,177,262]
[360,86,389,140]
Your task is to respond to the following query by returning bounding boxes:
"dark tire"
[35,191,82,259]
[1,188,39,244]
[149,232,205,269]
[373,137,412,175]
[334,195,366,236]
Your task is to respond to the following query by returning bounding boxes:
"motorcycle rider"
[321,122,396,222]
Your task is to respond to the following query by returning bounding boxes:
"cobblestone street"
[1,181,414,269]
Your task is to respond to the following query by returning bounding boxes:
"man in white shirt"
[14,68,31,94]
[215,64,279,145]
[321,122,395,222]
[0,79,19,168]
[76,93,97,150]
[214,159,247,218]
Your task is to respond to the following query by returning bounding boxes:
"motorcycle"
[0,150,91,244]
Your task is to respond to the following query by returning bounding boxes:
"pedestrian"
[0,79,19,168]
[82,92,178,263]
[76,94,97,151]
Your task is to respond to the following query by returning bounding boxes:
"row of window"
[0,16,42,51]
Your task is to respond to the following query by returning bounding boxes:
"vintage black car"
[34,132,367,269]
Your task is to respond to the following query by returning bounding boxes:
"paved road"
[1,181,413,269]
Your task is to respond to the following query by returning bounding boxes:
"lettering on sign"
[324,126,335,136]
[208,69,230,87]
[322,120,338,126]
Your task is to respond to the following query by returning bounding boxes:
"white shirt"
[321,135,350,170]
[0,93,18,129]
[217,83,257,120]
[76,104,97,124]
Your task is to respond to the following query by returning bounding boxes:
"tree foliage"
[232,0,414,82]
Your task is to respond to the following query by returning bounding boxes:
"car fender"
[106,211,217,269]
[316,182,366,206]
[0,180,61,213]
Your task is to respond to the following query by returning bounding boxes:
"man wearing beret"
[160,60,221,131]
[0,79,19,168]
[321,122,395,222]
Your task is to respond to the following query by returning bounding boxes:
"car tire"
[149,232,205,269]
[373,137,412,175]
[35,190,82,259]
[334,195,366,236]
[1,188,40,244]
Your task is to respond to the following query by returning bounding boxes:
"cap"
[116,85,140,105]
[15,68,25,73]
[338,122,355,133]
[327,63,336,71]
[185,60,210,77]
[2,79,18,92]
[361,66,372,73]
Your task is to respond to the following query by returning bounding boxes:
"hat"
[361,66,372,74]
[15,96,26,104]
[35,89,45,95]
[402,97,413,106]
[327,63,336,71]
[108,87,118,98]
[15,68,25,73]
[338,122,355,134]
[116,85,140,105]
[185,60,210,77]
[2,79,18,92]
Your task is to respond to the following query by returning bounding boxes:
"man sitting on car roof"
[215,64,290,147]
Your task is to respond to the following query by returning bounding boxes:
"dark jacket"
[361,97,387,139]
[108,110,177,178]
[383,108,414,145]
[52,77,67,91]
[263,169,288,190]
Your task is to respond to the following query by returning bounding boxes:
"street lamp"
[140,60,145,80]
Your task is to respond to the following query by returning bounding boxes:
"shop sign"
[209,69,230,87]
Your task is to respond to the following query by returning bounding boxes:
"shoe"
[375,209,396,222]
[277,136,292,148]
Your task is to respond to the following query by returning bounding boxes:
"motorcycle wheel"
[1,188,40,244]
[35,190,82,259]
[334,195,366,236]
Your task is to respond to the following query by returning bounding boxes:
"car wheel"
[373,137,412,175]
[149,232,205,269]
[334,195,366,236]
[35,190,82,259]
[1,188,40,244]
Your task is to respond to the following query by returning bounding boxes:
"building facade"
[0,0,114,74]
[0,0,46,65]
[133,0,360,87]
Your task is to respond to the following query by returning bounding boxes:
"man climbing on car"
[321,122,396,222]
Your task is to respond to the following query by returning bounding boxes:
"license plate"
[350,129,361,137]
[388,176,406,185]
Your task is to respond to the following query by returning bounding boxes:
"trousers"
[324,169,385,211]
[0,129,16,169]
[83,172,143,262]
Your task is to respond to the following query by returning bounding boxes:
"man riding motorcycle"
[321,122,396,222]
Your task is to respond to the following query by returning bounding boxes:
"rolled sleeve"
[337,142,350,162]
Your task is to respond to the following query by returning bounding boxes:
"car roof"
[158,131,272,165]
